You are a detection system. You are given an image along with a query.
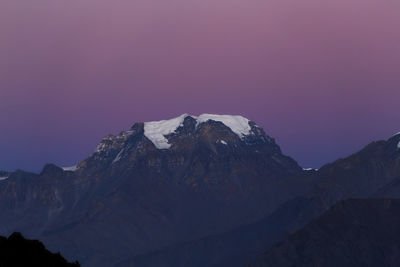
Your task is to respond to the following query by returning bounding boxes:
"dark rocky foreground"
[248,199,400,267]
[0,232,79,267]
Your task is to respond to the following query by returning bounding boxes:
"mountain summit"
[142,114,260,149]
[76,114,301,174]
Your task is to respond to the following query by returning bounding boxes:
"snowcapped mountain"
[0,114,310,267]
[83,114,276,167]
[142,114,258,149]
[2,114,399,267]
[74,114,301,178]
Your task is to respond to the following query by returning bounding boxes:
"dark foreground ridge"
[0,232,80,267]
[248,199,400,267]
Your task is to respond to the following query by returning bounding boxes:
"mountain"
[2,115,398,267]
[242,133,400,266]
[0,114,312,267]
[0,232,80,267]
[248,199,400,267]
[121,133,400,267]
[306,133,400,202]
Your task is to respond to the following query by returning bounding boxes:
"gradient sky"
[1,0,400,172]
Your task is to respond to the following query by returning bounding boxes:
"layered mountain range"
[0,114,312,266]
[1,114,400,267]
[249,199,400,267]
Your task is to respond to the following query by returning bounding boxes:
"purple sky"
[1,0,400,172]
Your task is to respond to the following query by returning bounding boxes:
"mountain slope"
[117,196,320,267]
[0,114,311,267]
[123,133,400,267]
[242,133,400,266]
[248,199,400,267]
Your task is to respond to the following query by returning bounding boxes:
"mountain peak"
[77,113,299,175]
[143,113,255,149]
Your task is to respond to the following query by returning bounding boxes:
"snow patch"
[113,148,125,163]
[219,140,228,145]
[63,165,78,172]
[196,114,252,137]
[303,168,318,171]
[144,114,189,149]
[0,176,9,181]
[143,114,253,149]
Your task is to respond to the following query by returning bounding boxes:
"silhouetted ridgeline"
[0,232,79,267]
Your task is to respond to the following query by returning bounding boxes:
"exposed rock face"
[0,114,310,267]
[248,199,400,267]
[0,232,79,267]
